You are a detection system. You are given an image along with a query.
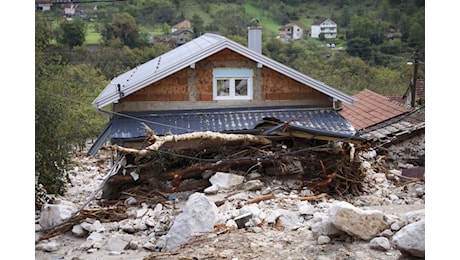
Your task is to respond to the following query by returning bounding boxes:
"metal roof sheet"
[92,33,356,109]
[108,106,358,141]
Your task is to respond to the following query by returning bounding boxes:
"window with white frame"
[213,69,253,100]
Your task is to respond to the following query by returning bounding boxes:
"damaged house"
[339,88,425,180]
[89,27,367,200]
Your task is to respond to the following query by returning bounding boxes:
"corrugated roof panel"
[108,106,358,140]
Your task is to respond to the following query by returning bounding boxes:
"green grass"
[180,0,213,25]
[242,2,280,36]
[85,22,101,44]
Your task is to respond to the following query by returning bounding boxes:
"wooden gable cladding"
[117,48,331,110]
[261,67,329,102]
[120,69,189,102]
[207,48,252,62]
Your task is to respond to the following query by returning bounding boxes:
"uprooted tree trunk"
[102,123,272,164]
[100,123,366,200]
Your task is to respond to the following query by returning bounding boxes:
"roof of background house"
[171,29,194,36]
[279,22,306,31]
[339,88,410,130]
[92,33,356,109]
[312,18,334,26]
[172,20,192,29]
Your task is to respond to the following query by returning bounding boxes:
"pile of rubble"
[35,142,425,259]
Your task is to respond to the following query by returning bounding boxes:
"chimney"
[248,26,262,54]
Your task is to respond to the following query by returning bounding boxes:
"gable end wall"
[115,49,331,112]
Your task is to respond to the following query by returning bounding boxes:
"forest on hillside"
[35,0,425,198]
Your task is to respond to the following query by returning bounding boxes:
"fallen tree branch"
[102,124,272,163]
[244,193,327,205]
[245,193,276,204]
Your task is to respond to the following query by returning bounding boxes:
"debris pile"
[98,124,368,201]
[35,127,425,259]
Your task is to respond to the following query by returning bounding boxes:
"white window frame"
[213,68,253,100]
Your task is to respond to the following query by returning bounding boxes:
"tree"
[57,18,86,49]
[101,12,147,48]
[35,50,71,196]
[346,37,372,61]
[35,14,52,50]
[190,14,204,37]
[348,15,387,46]
[35,27,108,200]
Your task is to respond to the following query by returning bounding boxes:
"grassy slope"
[180,0,213,25]
[85,22,101,44]
[242,2,280,36]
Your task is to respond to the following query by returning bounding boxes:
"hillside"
[36,0,424,96]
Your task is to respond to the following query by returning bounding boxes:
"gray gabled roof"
[92,33,355,109]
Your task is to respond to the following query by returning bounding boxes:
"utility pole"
[410,49,419,107]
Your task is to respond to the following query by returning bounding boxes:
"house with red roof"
[171,19,193,33]
[339,88,425,147]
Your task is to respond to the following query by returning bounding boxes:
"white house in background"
[311,18,337,39]
[63,3,78,18]
[278,22,306,42]
[35,0,53,11]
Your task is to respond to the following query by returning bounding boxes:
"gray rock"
[266,209,301,230]
[243,179,265,191]
[72,224,87,237]
[329,201,389,240]
[392,218,425,258]
[42,240,60,252]
[209,172,245,189]
[39,204,77,229]
[317,235,331,245]
[390,222,400,231]
[311,212,341,237]
[379,229,393,238]
[87,232,104,242]
[370,237,391,251]
[143,242,157,251]
[119,219,136,234]
[163,192,219,251]
[106,233,133,252]
[80,221,93,232]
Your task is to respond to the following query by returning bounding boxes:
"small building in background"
[35,0,53,11]
[278,22,306,42]
[311,18,337,39]
[171,20,193,33]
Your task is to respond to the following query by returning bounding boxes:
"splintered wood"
[100,125,367,200]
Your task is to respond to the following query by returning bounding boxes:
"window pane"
[235,79,248,96]
[217,79,229,96]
